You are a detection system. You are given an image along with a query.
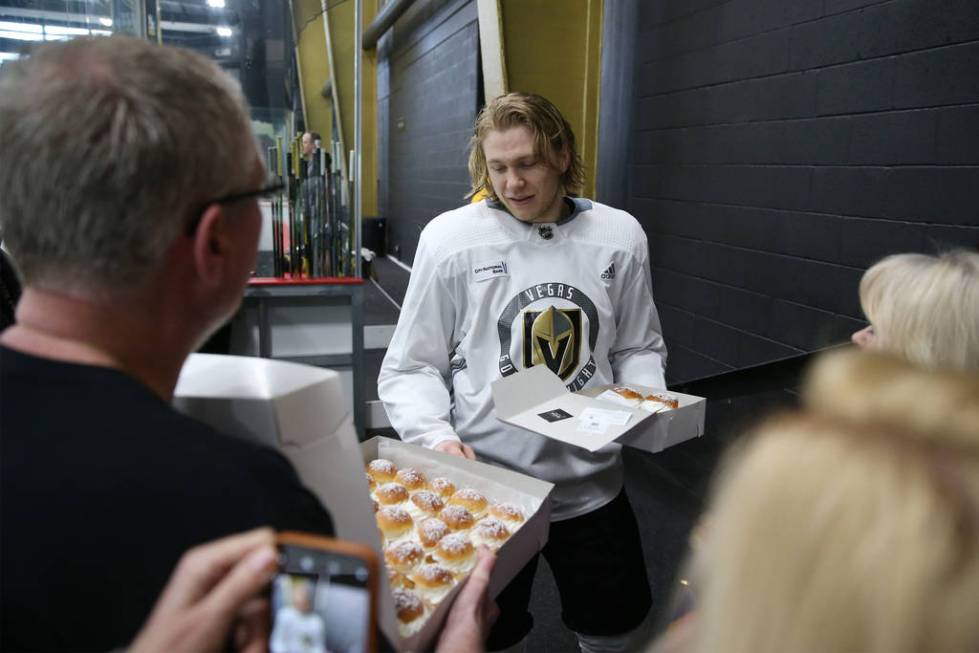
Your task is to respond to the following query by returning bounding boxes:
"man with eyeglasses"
[0,37,332,651]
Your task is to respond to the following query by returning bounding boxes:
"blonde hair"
[467,92,584,201]
[859,249,979,372]
[690,350,979,653]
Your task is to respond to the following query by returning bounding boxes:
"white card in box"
[361,436,553,652]
[173,354,554,652]
[492,365,706,453]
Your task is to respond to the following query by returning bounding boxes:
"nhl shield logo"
[522,306,582,380]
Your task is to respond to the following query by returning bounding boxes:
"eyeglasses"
[211,180,285,206]
[185,180,285,236]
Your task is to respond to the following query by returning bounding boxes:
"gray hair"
[0,36,258,293]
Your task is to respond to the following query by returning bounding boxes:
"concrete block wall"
[378,0,480,265]
[629,0,979,384]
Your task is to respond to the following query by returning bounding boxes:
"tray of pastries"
[365,457,528,637]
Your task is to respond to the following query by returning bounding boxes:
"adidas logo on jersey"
[600,262,616,280]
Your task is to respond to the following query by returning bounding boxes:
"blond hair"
[859,249,979,372]
[467,92,584,201]
[690,350,979,653]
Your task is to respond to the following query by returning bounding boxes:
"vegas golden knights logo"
[522,306,582,380]
[499,283,598,390]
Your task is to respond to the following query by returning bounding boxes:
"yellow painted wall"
[326,0,379,216]
[499,0,603,199]
[293,0,377,216]
[327,0,355,165]
[293,0,333,140]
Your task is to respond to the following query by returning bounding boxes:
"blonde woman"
[662,350,979,653]
[852,249,979,372]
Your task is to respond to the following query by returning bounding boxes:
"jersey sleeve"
[377,230,462,450]
[609,235,668,389]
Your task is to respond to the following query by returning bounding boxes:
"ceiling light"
[207,0,226,7]
[0,29,43,42]
[0,21,42,34]
[44,25,91,36]
[99,17,113,27]
[215,25,232,38]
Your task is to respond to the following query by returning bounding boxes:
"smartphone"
[270,532,379,653]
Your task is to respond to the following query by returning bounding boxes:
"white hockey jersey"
[378,199,667,520]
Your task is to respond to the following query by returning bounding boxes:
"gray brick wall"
[629,0,979,384]
[377,0,479,264]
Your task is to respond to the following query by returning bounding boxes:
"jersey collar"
[486,196,592,226]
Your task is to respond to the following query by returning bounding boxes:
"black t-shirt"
[0,250,21,331]
[0,346,335,651]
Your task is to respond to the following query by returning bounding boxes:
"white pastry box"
[361,436,552,652]
[173,353,378,548]
[173,354,553,652]
[492,365,706,453]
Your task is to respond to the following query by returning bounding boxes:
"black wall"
[377,0,480,264]
[628,0,979,385]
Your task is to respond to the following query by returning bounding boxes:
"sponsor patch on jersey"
[473,260,509,282]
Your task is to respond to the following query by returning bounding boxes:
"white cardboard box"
[173,354,379,549]
[173,354,553,652]
[492,365,706,453]
[361,437,553,652]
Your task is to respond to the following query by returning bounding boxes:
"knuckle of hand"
[186,552,219,581]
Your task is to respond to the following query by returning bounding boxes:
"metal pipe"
[361,0,414,51]
[134,0,147,39]
[355,0,362,276]
[353,0,365,436]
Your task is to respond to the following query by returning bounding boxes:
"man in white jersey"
[379,92,666,652]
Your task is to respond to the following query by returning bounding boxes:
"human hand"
[435,439,476,460]
[129,528,277,653]
[436,546,498,653]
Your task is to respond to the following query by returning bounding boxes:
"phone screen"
[270,543,373,653]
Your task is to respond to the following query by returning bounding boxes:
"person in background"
[0,36,334,651]
[379,92,667,652]
[298,129,330,276]
[301,131,331,177]
[302,130,322,161]
[653,349,979,653]
[852,248,979,372]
